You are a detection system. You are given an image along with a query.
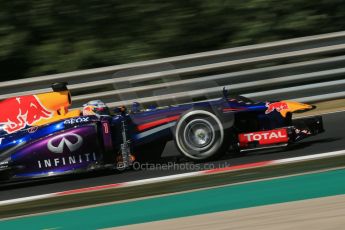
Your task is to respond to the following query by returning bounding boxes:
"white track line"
[0,193,55,206]
[275,150,345,164]
[126,171,200,187]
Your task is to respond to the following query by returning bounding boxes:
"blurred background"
[1,0,345,81]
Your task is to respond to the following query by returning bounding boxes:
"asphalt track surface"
[0,111,344,201]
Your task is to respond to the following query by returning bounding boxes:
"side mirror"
[222,87,229,99]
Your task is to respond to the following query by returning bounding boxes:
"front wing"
[237,116,324,151]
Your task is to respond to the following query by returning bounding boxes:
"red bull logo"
[0,95,53,134]
[82,106,94,116]
[265,102,289,114]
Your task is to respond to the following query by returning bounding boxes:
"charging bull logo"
[265,102,289,114]
[0,95,53,134]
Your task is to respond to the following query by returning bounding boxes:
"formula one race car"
[0,83,324,181]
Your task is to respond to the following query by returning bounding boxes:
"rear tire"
[174,110,231,162]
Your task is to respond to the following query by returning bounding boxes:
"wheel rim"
[183,119,215,150]
[175,110,225,160]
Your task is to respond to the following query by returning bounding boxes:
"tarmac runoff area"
[1,167,345,229]
[110,194,345,230]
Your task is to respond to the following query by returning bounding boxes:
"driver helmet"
[82,100,110,116]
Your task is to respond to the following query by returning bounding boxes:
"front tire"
[174,110,230,162]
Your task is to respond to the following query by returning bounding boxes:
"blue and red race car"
[0,83,324,181]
